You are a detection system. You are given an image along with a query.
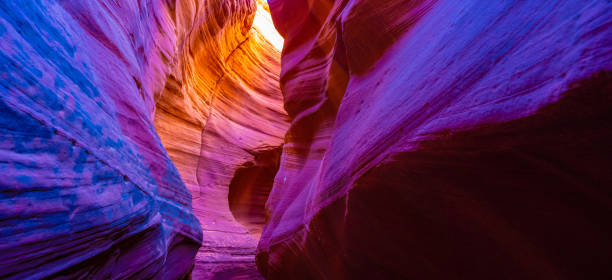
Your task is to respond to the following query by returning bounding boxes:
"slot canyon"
[0,0,611,279]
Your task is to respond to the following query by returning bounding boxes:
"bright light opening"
[253,1,284,51]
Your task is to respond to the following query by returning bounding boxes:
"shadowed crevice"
[228,147,283,237]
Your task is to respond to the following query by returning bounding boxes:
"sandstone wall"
[0,0,203,278]
[152,0,289,278]
[2,0,611,279]
[258,0,612,279]
[0,0,287,279]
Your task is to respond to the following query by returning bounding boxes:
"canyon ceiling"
[0,0,611,279]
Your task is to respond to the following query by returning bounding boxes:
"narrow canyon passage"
[153,1,288,278]
[0,0,288,278]
[0,0,611,280]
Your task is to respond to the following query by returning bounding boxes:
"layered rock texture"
[0,0,285,279]
[257,0,612,279]
[1,0,612,279]
[0,1,203,278]
[152,0,288,278]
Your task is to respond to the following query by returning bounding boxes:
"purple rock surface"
[0,1,202,279]
[1,0,612,279]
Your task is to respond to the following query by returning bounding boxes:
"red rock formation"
[0,0,286,279]
[153,0,288,278]
[2,0,612,278]
[258,0,612,279]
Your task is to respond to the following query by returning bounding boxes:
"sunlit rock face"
[2,0,611,278]
[0,0,287,279]
[153,0,288,278]
[1,0,287,278]
[258,0,612,279]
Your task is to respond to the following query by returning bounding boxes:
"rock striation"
[0,1,203,279]
[0,0,286,279]
[2,0,612,279]
[258,0,612,279]
[152,0,288,278]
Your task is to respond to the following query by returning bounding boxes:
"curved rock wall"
[153,0,288,278]
[259,0,612,279]
[0,0,203,279]
[0,0,286,279]
[2,0,611,279]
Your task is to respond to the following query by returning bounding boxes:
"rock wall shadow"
[259,71,612,279]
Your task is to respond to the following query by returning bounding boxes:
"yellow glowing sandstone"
[253,1,284,51]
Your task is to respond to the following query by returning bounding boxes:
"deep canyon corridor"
[0,0,611,279]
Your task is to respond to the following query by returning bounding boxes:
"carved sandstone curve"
[258,0,612,279]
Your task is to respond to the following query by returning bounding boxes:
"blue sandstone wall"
[0,1,202,279]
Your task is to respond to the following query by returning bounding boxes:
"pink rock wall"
[258,0,612,279]
[152,0,288,278]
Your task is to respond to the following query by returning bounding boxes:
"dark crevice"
[228,146,283,236]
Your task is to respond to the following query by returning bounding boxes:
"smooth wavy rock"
[152,0,288,278]
[258,0,612,279]
[0,0,208,279]
[0,0,289,278]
